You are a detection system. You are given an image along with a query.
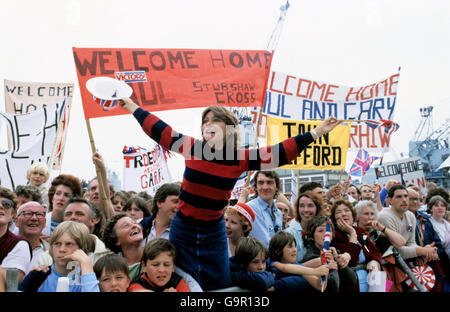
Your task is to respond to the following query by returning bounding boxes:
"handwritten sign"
[266,117,351,170]
[374,157,427,195]
[122,145,173,195]
[0,103,62,190]
[73,48,273,119]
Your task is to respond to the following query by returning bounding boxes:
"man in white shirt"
[14,201,49,273]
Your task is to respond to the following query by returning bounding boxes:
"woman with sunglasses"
[0,186,32,289]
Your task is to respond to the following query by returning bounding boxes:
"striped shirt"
[133,107,314,223]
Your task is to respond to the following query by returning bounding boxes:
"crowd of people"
[1,99,449,293]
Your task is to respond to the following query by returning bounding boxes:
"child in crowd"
[225,203,255,257]
[301,215,352,292]
[94,254,131,292]
[229,236,275,291]
[267,231,330,292]
[128,238,190,292]
[19,221,99,292]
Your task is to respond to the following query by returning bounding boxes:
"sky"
[1,0,449,186]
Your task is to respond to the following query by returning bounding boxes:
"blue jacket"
[229,256,275,291]
[267,260,314,293]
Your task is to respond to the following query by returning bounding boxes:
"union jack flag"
[349,148,379,178]
[364,119,400,136]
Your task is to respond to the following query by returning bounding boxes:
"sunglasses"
[1,199,14,210]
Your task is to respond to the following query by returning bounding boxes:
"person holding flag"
[118,97,342,291]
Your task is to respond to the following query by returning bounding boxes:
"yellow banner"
[266,117,351,170]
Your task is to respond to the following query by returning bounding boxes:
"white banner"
[374,157,427,195]
[250,70,400,152]
[0,102,62,190]
[4,79,74,169]
[122,145,173,195]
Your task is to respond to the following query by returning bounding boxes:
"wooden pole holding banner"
[85,118,111,220]
[47,105,65,170]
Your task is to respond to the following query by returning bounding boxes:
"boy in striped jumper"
[119,98,341,290]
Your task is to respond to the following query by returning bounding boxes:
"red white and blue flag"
[364,119,400,136]
[349,148,379,178]
[320,218,332,289]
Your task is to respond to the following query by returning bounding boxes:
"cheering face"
[225,212,244,241]
[16,205,46,236]
[247,252,267,273]
[114,216,143,247]
[202,111,227,148]
[357,206,376,231]
[98,269,131,292]
[298,196,317,224]
[281,241,297,264]
[142,251,175,288]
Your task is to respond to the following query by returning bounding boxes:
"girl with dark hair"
[119,97,341,291]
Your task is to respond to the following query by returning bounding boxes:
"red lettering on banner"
[124,156,134,168]
[360,83,375,100]
[417,177,425,188]
[346,87,363,102]
[297,79,311,98]
[349,125,359,148]
[283,75,295,96]
[324,84,339,102]
[141,174,148,189]
[358,125,370,148]
[375,79,388,97]
[389,73,399,95]
[311,82,327,101]
[378,127,391,147]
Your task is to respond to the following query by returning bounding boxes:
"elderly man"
[14,202,49,273]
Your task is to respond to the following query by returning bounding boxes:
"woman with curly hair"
[43,174,82,235]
